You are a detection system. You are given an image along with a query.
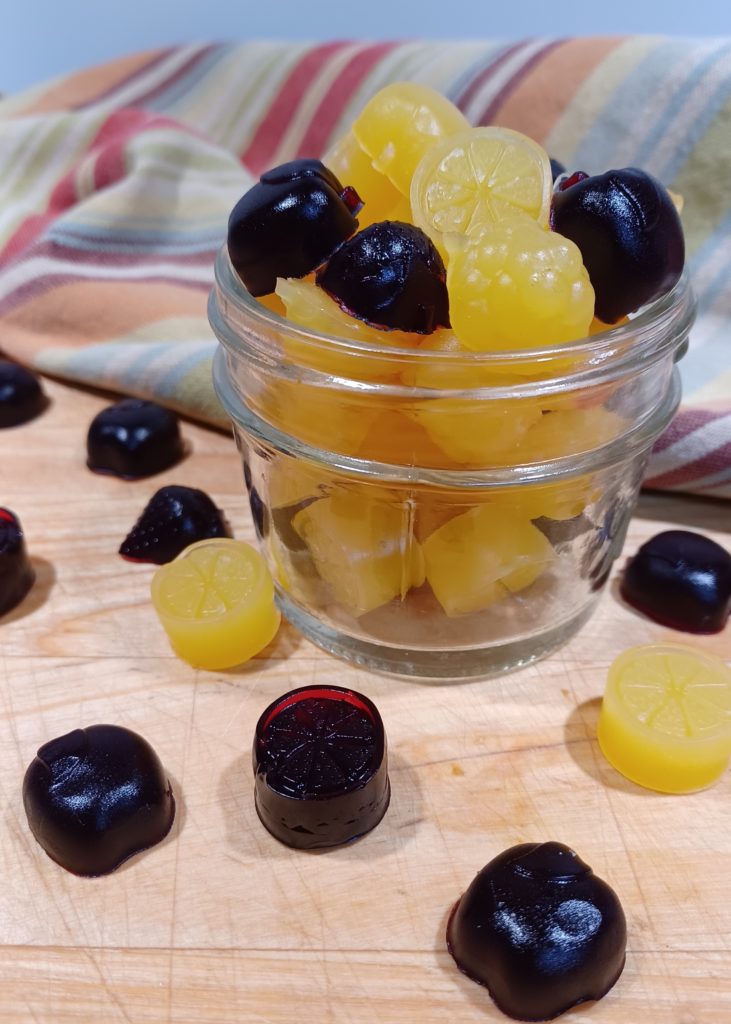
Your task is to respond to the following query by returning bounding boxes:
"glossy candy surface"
[253,684,389,849]
[551,167,684,323]
[23,724,175,876]
[151,538,280,669]
[597,643,731,793]
[447,219,595,352]
[411,126,552,246]
[0,360,47,427]
[120,485,231,564]
[447,842,626,1021]
[353,82,469,195]
[86,399,185,478]
[316,221,449,334]
[620,529,731,633]
[0,508,35,616]
[227,159,361,296]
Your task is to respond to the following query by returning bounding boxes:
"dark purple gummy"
[620,529,731,633]
[0,360,48,427]
[23,724,175,876]
[447,842,626,1021]
[253,684,390,850]
[227,158,361,296]
[551,167,684,323]
[549,158,566,182]
[316,221,450,334]
[119,484,231,564]
[86,399,185,479]
[0,508,35,616]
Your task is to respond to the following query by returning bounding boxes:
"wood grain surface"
[0,378,729,1024]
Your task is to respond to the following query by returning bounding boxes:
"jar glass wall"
[209,248,695,679]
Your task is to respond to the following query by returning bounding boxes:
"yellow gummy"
[410,125,552,246]
[293,491,425,616]
[151,539,280,670]
[353,82,469,196]
[447,219,595,353]
[324,131,404,228]
[597,644,731,793]
[422,503,554,616]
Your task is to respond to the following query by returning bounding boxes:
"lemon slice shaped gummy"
[410,126,552,246]
[151,538,280,669]
[597,643,731,793]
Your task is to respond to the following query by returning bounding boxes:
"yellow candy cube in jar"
[422,504,554,617]
[292,489,425,618]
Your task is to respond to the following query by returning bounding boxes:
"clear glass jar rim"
[212,245,696,376]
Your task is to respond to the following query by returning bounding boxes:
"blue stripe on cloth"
[570,38,689,171]
[632,39,731,177]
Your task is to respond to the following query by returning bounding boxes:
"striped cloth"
[0,39,730,496]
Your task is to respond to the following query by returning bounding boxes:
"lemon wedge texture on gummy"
[410,126,552,245]
[352,82,469,196]
[597,644,731,793]
[151,538,280,670]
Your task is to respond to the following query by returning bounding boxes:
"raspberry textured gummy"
[23,724,175,876]
[253,684,390,849]
[87,399,185,479]
[120,485,231,564]
[448,842,626,1020]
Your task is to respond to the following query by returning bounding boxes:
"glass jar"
[209,248,695,679]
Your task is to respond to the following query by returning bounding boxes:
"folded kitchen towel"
[0,39,730,495]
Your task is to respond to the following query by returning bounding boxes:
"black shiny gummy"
[253,685,390,850]
[227,158,361,296]
[0,508,35,616]
[551,167,684,323]
[621,529,731,633]
[119,484,231,564]
[23,724,175,876]
[0,360,47,427]
[87,399,185,479]
[447,842,626,1021]
[317,221,450,334]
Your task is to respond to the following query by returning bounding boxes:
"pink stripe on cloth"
[478,39,568,124]
[242,41,349,173]
[454,43,526,110]
[294,42,399,158]
[651,406,723,453]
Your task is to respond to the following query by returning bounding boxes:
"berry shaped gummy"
[0,508,35,616]
[120,485,231,564]
[0,360,47,427]
[447,219,594,351]
[551,167,684,323]
[317,221,450,334]
[227,158,362,296]
[448,842,626,1021]
[87,399,185,479]
[621,530,731,634]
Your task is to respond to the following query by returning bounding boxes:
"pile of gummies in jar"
[226,83,685,622]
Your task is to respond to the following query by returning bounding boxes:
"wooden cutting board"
[0,378,728,1024]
